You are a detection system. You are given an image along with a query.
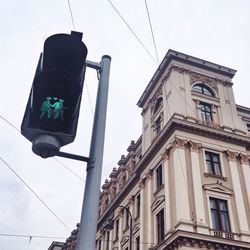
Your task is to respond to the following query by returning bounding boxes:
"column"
[189,141,208,234]
[171,138,192,230]
[226,151,249,234]
[161,149,171,233]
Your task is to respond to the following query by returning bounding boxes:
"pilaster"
[189,141,208,234]
[170,137,192,230]
[226,151,249,234]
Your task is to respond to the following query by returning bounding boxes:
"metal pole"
[77,55,111,250]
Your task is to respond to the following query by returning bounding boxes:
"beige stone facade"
[96,50,250,250]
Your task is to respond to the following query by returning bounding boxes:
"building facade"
[96,50,250,250]
[48,50,250,250]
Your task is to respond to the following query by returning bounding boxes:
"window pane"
[205,152,211,161]
[221,212,231,232]
[211,210,220,230]
[219,201,228,212]
[193,85,202,93]
[206,161,212,173]
[210,198,217,209]
[214,163,221,176]
[205,113,212,122]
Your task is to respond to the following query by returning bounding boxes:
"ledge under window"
[204,172,227,181]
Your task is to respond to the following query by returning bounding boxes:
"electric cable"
[0,156,71,232]
[0,114,84,181]
[107,0,158,65]
[67,0,76,30]
[144,0,160,64]
[0,233,66,240]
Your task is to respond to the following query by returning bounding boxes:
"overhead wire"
[0,233,66,240]
[66,0,94,117]
[107,0,158,65]
[0,114,83,181]
[0,156,71,232]
[67,0,76,30]
[144,0,160,65]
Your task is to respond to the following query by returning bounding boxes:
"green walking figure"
[52,99,64,122]
[40,97,52,119]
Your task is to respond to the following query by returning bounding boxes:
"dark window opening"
[200,102,212,122]
[156,164,163,190]
[156,209,165,243]
[192,83,215,97]
[210,198,231,232]
[205,151,222,176]
[154,97,163,114]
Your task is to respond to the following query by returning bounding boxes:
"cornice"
[150,230,250,250]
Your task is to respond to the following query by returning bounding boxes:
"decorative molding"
[189,141,202,152]
[203,183,233,195]
[225,150,238,161]
[170,137,188,150]
[238,153,249,164]
[161,148,169,161]
[138,177,146,189]
[120,235,129,246]
[132,223,140,235]
[151,195,165,212]
[146,169,153,180]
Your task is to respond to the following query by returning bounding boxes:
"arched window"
[192,83,215,97]
[154,97,163,114]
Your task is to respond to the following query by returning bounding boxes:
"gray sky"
[0,0,250,249]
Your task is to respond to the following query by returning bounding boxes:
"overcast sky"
[0,1,250,249]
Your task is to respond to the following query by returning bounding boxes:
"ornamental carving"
[170,137,188,150]
[138,178,146,189]
[161,148,169,161]
[146,169,153,180]
[189,141,202,152]
[225,150,238,161]
[239,153,249,164]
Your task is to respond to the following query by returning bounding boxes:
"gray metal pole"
[77,55,111,250]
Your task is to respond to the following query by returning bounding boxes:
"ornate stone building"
[49,50,250,250]
[96,50,250,250]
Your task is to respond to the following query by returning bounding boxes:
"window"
[156,164,163,190]
[136,236,140,250]
[154,97,163,114]
[156,209,165,243]
[106,231,110,250]
[205,151,222,176]
[200,102,212,122]
[155,116,162,135]
[125,208,129,230]
[98,239,102,250]
[136,194,141,217]
[247,123,250,133]
[192,83,215,97]
[210,198,231,232]
[115,219,119,240]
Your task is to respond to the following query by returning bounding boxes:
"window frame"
[136,193,141,218]
[115,218,119,241]
[155,164,163,191]
[156,208,165,243]
[209,197,231,232]
[192,83,215,97]
[205,151,222,177]
[136,235,140,250]
[200,101,213,122]
[246,123,250,134]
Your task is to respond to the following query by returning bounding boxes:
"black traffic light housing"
[21,31,88,158]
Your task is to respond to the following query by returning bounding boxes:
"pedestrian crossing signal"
[21,31,88,158]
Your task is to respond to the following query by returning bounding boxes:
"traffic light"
[21,31,88,158]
